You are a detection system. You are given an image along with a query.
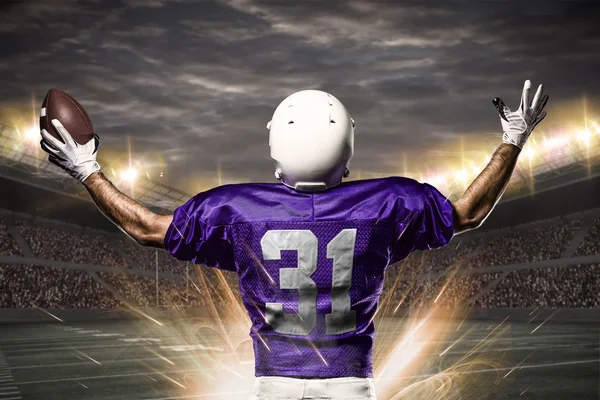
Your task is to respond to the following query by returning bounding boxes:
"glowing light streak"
[74,380,88,389]
[145,348,175,365]
[433,277,453,304]
[452,315,510,367]
[132,310,164,326]
[520,385,532,396]
[245,244,275,285]
[376,311,433,381]
[214,362,245,379]
[35,307,63,322]
[159,345,223,352]
[306,340,329,366]
[531,310,558,334]
[527,311,540,324]
[158,373,187,389]
[435,378,451,392]
[73,349,102,366]
[368,306,380,325]
[439,340,458,357]
[503,355,531,379]
[286,337,302,355]
[254,331,270,351]
[528,307,539,316]
[502,365,518,379]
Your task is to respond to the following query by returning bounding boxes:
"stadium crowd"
[0,220,22,256]
[0,264,120,308]
[475,264,599,308]
[401,238,480,274]
[0,215,598,309]
[576,216,600,256]
[465,220,581,268]
[383,268,499,309]
[99,272,188,307]
[14,220,129,268]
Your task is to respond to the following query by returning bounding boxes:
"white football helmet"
[267,90,355,192]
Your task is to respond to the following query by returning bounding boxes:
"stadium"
[0,103,598,400]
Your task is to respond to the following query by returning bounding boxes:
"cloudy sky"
[1,0,599,192]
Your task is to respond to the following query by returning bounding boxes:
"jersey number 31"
[260,229,357,336]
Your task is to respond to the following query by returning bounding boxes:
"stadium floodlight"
[577,128,592,147]
[523,147,536,160]
[120,167,139,183]
[543,136,569,149]
[15,126,39,143]
[25,127,39,141]
[426,174,447,186]
[454,168,468,186]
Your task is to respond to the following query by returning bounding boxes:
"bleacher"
[1,206,598,310]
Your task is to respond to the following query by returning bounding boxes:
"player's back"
[164,177,454,378]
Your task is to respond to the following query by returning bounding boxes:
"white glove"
[493,80,549,149]
[40,119,101,182]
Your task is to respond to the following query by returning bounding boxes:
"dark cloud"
[0,0,598,191]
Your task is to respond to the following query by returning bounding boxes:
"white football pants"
[249,376,377,400]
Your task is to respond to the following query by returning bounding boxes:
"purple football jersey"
[164,177,454,378]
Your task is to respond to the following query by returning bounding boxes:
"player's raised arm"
[452,80,549,234]
[82,172,172,248]
[38,92,171,248]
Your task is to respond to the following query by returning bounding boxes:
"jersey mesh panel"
[232,219,395,378]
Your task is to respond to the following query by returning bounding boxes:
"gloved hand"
[493,80,549,149]
[40,119,101,182]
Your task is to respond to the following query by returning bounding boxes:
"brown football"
[40,88,94,145]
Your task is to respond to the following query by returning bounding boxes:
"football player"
[40,80,548,400]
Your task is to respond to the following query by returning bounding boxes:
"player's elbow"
[132,215,171,248]
[452,199,485,234]
[134,229,164,248]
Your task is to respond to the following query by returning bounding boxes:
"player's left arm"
[452,80,549,234]
[451,143,520,233]
[39,119,172,248]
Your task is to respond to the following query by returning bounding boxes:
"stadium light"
[454,169,468,186]
[15,126,39,143]
[522,147,536,160]
[25,127,39,141]
[577,128,592,146]
[425,174,447,186]
[543,136,569,149]
[120,167,139,183]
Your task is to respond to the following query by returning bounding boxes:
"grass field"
[0,317,597,400]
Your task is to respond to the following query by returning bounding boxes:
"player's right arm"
[39,119,171,248]
[82,172,172,248]
[452,80,549,234]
